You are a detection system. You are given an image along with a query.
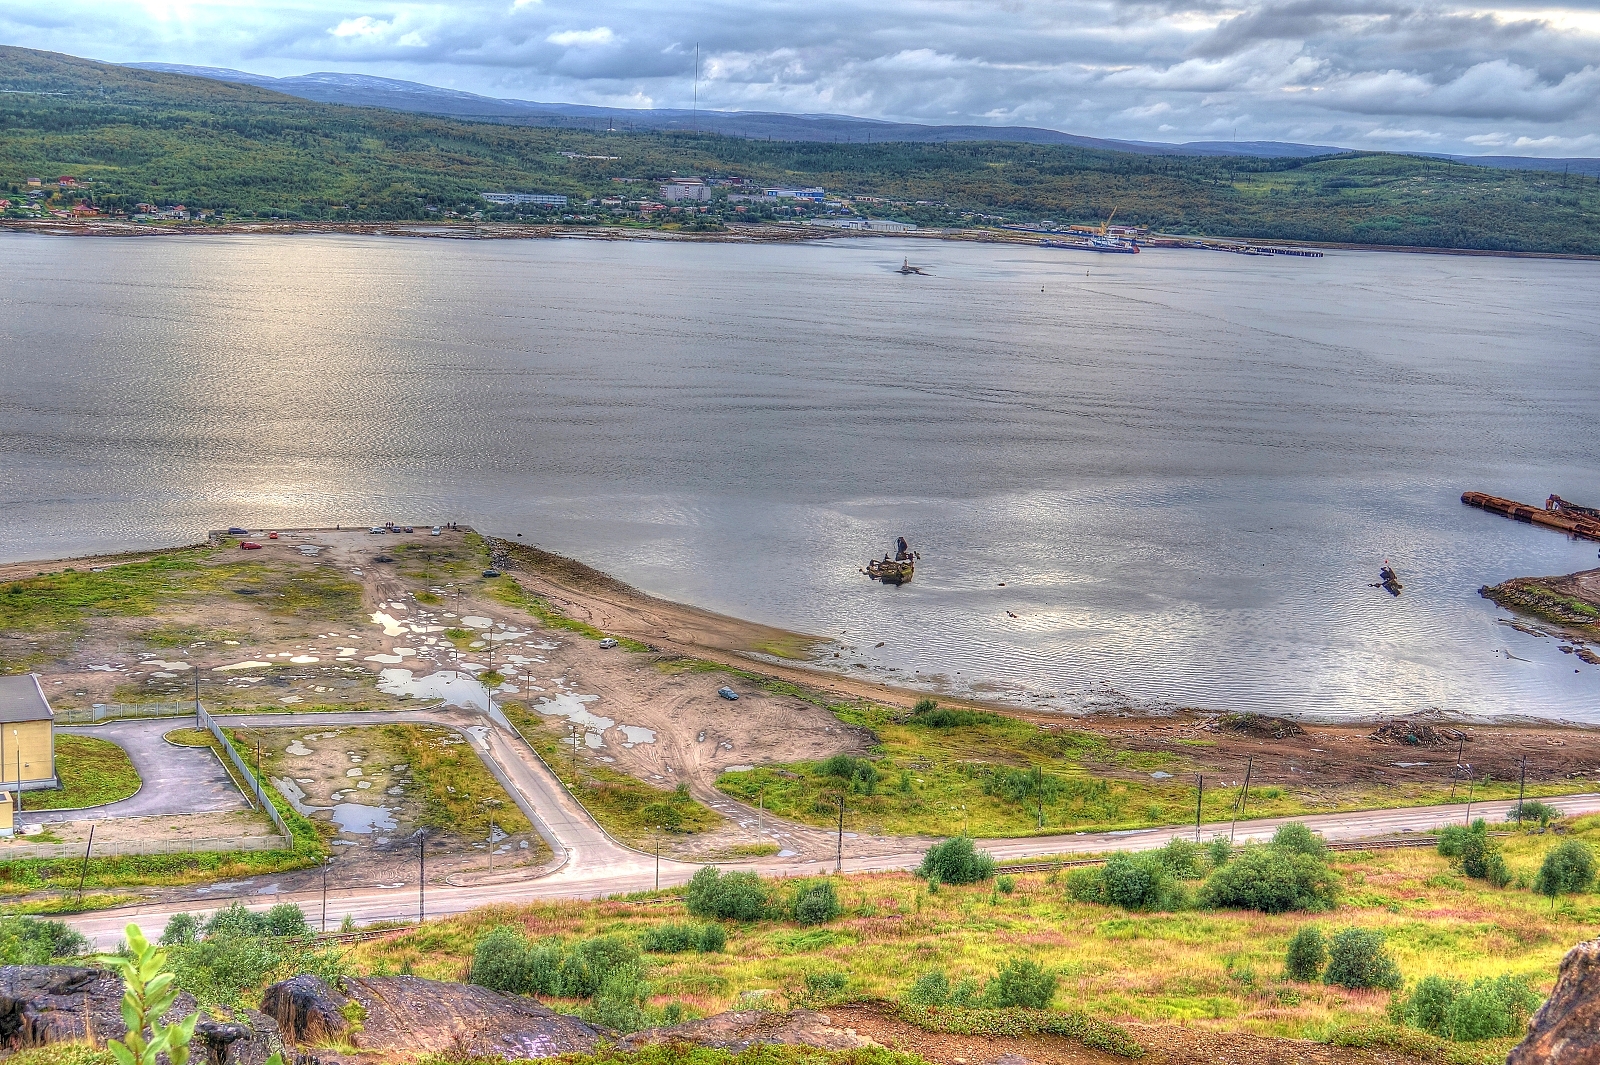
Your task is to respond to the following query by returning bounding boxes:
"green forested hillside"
[3,46,1599,253]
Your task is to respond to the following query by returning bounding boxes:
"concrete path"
[22,720,249,825]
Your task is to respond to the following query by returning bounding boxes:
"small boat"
[1379,561,1402,596]
[897,258,928,275]
[865,558,915,585]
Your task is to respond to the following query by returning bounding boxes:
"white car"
[430,526,442,536]
[369,527,385,534]
[598,638,618,649]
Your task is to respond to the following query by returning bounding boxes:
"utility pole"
[77,824,95,907]
[655,827,662,890]
[194,667,201,726]
[1194,774,1203,842]
[417,833,426,924]
[1230,757,1252,842]
[322,859,330,933]
[756,786,764,836]
[835,795,845,874]
[254,738,263,807]
[1465,775,1476,825]
[1516,756,1527,825]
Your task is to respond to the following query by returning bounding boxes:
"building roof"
[0,675,53,724]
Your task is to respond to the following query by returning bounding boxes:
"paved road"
[23,720,249,825]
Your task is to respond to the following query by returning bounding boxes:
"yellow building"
[0,674,57,837]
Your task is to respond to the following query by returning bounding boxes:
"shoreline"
[9,531,1597,735]
[5,217,1599,262]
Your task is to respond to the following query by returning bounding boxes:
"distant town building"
[810,219,917,233]
[764,187,826,202]
[26,178,42,187]
[660,180,710,202]
[480,192,569,207]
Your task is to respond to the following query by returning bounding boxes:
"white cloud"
[546,27,614,47]
[1367,127,1441,140]
[328,16,389,38]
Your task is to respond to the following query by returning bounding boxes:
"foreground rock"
[0,966,283,1065]
[622,1009,878,1052]
[1508,939,1600,1065]
[260,974,605,1059]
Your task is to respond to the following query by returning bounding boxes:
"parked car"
[370,527,385,534]
[404,526,414,533]
[598,638,618,649]
[430,527,442,536]
[240,541,262,550]
[267,532,278,539]
[718,686,739,700]
[483,568,502,578]
[227,527,249,535]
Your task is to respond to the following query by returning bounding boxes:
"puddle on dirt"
[377,668,490,710]
[365,649,418,664]
[460,616,493,629]
[616,725,656,746]
[145,660,191,671]
[215,661,271,671]
[371,612,407,637]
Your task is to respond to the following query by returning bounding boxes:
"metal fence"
[2,832,291,861]
[197,703,294,841]
[55,703,198,725]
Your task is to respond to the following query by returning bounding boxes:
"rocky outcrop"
[260,974,352,1046]
[1508,939,1600,1065]
[0,965,284,1065]
[260,974,604,1059]
[622,1009,878,1052]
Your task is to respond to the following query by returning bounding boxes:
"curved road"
[56,704,1600,947]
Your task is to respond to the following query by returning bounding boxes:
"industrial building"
[480,192,569,207]
[660,180,711,202]
[0,674,57,837]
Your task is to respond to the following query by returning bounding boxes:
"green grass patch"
[0,893,141,915]
[503,705,722,848]
[22,734,141,810]
[716,702,1588,839]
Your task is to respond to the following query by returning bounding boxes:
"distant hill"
[127,62,1355,159]
[5,47,1599,255]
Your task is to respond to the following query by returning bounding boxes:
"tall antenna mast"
[693,43,699,132]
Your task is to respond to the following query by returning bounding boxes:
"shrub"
[1272,822,1327,859]
[908,701,999,728]
[905,970,951,1006]
[1100,853,1181,911]
[1437,822,1479,858]
[912,697,938,714]
[1199,844,1338,913]
[996,875,1016,894]
[202,901,265,939]
[802,970,848,1000]
[470,926,532,993]
[686,866,770,921]
[790,880,842,925]
[558,936,641,999]
[1284,926,1327,982]
[1508,801,1561,829]
[1207,837,1234,868]
[1457,828,1513,887]
[1396,974,1541,1041]
[919,837,996,884]
[984,959,1057,1009]
[263,902,310,938]
[583,964,652,1032]
[0,917,88,964]
[1323,928,1402,990]
[698,924,727,953]
[1157,838,1204,879]
[158,913,200,947]
[818,755,878,795]
[641,922,727,954]
[1535,840,1596,907]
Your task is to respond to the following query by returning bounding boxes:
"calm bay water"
[2,232,1598,720]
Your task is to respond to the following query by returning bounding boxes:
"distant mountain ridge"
[127,62,1353,159]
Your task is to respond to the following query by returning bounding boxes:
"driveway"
[22,719,250,825]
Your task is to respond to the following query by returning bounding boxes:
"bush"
[158,913,200,947]
[818,755,878,795]
[1272,822,1327,859]
[996,875,1016,894]
[984,959,1057,1009]
[558,936,641,999]
[1199,844,1338,914]
[583,964,652,1033]
[802,970,848,1001]
[1284,926,1327,982]
[698,923,727,953]
[1457,827,1513,887]
[1323,928,1402,990]
[919,837,996,885]
[1065,866,1106,904]
[0,917,88,964]
[908,701,999,728]
[1207,837,1234,868]
[686,866,770,921]
[1508,801,1561,829]
[470,926,532,993]
[1437,822,1478,858]
[1100,853,1182,911]
[1535,840,1596,906]
[643,922,728,954]
[791,880,842,925]
[263,902,310,938]
[1157,838,1204,879]
[1395,974,1541,1041]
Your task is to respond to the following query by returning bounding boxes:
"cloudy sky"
[5,0,1599,155]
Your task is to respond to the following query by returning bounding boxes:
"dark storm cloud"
[3,0,1597,154]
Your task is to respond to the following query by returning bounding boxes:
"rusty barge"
[1462,491,1600,541]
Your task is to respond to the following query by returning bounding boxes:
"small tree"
[919,837,996,884]
[791,880,842,925]
[1272,822,1327,858]
[101,924,198,1065]
[1207,836,1234,868]
[686,866,769,921]
[1284,926,1327,982]
[158,914,199,947]
[1457,828,1513,887]
[1508,801,1560,830]
[984,958,1057,1009]
[1323,928,1402,990]
[1534,839,1596,910]
[470,926,532,993]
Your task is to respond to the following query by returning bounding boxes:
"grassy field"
[716,703,1583,838]
[21,735,140,810]
[343,818,1600,1065]
[503,704,722,848]
[240,723,534,841]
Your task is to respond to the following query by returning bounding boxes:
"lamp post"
[417,832,426,924]
[835,794,845,874]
